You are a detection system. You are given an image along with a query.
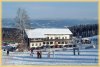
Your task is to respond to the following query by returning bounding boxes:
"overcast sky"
[2,2,98,20]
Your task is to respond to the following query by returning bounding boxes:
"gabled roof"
[25,28,72,38]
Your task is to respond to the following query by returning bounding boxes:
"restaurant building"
[25,28,73,48]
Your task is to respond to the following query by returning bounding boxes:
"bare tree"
[15,8,30,51]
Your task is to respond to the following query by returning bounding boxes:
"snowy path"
[2,49,98,65]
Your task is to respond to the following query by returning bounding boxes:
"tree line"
[2,24,98,43]
[68,24,98,38]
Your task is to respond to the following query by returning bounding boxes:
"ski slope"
[2,48,98,65]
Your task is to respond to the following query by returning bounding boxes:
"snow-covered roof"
[25,28,72,38]
[88,35,98,40]
[82,35,98,40]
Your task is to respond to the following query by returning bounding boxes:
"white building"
[25,28,73,48]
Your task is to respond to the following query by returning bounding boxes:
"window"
[62,42,64,44]
[73,45,76,47]
[32,44,34,46]
[58,37,60,39]
[51,37,53,39]
[65,37,67,39]
[58,42,60,44]
[55,37,58,39]
[43,42,45,44]
[36,44,37,46]
[65,42,67,44]
[50,42,53,44]
[65,45,68,47]
[47,37,49,39]
[46,42,49,44]
[35,38,38,40]
[62,37,64,39]
[38,38,41,40]
[70,35,72,39]
[39,43,41,46]
[69,45,72,47]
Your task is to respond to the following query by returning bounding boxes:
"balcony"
[43,39,71,41]
[30,39,71,42]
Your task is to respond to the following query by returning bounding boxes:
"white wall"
[30,42,43,48]
[46,34,70,39]
[30,34,72,48]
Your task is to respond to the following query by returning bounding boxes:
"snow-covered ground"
[2,48,98,65]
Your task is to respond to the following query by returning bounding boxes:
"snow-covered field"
[2,48,98,65]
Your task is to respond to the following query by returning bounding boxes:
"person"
[38,51,42,58]
[37,51,42,58]
[73,47,80,55]
[37,51,39,58]
[30,48,34,56]
[7,50,9,56]
[39,51,41,58]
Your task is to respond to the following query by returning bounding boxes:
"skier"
[7,50,9,56]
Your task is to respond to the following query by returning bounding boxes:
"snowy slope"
[2,48,98,65]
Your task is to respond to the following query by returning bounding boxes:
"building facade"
[25,28,73,48]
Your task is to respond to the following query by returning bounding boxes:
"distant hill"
[2,18,98,28]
